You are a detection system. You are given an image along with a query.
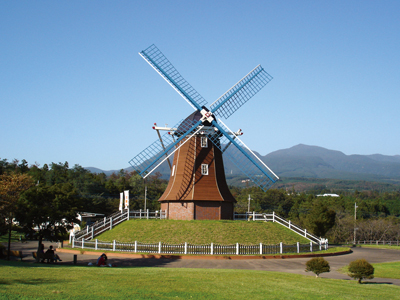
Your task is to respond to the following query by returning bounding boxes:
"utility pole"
[144,184,147,211]
[353,202,358,245]
[247,195,252,213]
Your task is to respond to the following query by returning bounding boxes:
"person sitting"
[45,245,62,263]
[97,253,108,267]
[39,243,46,263]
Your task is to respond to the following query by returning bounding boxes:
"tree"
[305,257,330,277]
[0,173,34,260]
[15,183,81,260]
[302,200,336,237]
[347,259,374,284]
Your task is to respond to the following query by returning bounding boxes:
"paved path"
[3,241,400,285]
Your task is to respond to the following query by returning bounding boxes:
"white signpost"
[124,190,129,209]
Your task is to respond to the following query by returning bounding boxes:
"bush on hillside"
[347,259,374,284]
[305,257,330,277]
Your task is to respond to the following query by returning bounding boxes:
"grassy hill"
[95,219,310,245]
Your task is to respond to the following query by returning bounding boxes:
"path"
[3,241,400,285]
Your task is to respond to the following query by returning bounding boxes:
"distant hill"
[262,144,400,181]
[86,144,400,183]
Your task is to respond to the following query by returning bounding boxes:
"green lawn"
[0,231,24,243]
[339,261,400,280]
[95,219,310,245]
[0,260,399,300]
[373,261,400,279]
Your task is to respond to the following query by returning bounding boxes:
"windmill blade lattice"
[140,44,207,110]
[210,65,273,119]
[207,119,278,191]
[129,118,203,176]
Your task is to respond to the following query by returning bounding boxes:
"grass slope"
[95,219,310,245]
[0,261,399,299]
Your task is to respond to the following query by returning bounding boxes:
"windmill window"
[201,136,208,148]
[201,164,209,175]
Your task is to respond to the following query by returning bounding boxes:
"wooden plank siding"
[159,135,235,220]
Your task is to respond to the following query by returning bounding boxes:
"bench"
[32,251,55,263]
[2,249,23,261]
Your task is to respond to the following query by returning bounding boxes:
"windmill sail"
[210,65,273,119]
[139,44,207,111]
[129,118,203,176]
[207,119,279,191]
[131,44,278,193]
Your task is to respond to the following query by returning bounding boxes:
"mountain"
[261,144,400,181]
[86,144,400,182]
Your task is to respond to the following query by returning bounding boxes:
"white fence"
[356,240,400,246]
[71,210,327,246]
[71,238,328,255]
[234,212,326,245]
[71,209,166,242]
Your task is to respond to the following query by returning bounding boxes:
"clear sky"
[1,1,399,171]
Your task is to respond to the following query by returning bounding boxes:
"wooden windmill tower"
[129,44,279,220]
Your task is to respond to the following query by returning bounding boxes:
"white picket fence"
[71,238,328,255]
[71,210,327,247]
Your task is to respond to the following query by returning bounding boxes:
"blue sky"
[1,1,399,170]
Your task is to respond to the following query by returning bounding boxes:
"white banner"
[119,192,123,212]
[124,190,129,209]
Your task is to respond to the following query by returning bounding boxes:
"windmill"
[129,44,279,220]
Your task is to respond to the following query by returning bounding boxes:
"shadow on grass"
[363,281,393,285]
[2,255,177,269]
[0,278,61,286]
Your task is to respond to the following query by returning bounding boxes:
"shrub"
[305,257,330,277]
[347,259,374,284]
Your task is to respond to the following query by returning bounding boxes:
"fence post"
[104,217,106,225]
[72,237,75,248]
[127,208,130,221]
[82,239,84,249]
[280,242,283,254]
[184,242,187,255]
[211,243,213,255]
[304,229,307,237]
[297,242,299,253]
[158,242,162,254]
[253,211,255,221]
[86,225,89,234]
[113,240,116,251]
[139,209,142,219]
[260,243,263,255]
[95,239,98,250]
[310,241,313,252]
[236,243,239,255]
[110,217,113,230]
[147,209,149,219]
[272,211,275,222]
[134,241,137,253]
[91,227,94,240]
